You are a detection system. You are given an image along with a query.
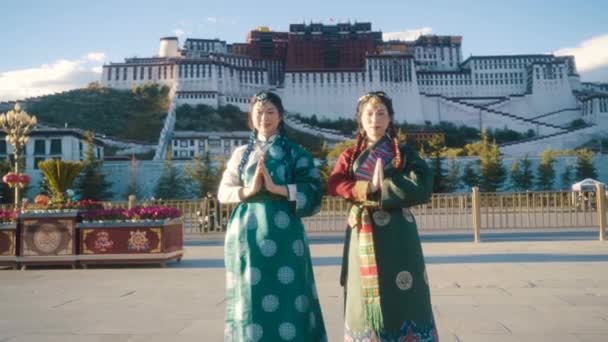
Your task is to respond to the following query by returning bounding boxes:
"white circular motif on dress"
[396,271,414,291]
[292,240,304,257]
[295,295,310,313]
[402,208,415,223]
[274,211,290,229]
[247,267,261,285]
[269,145,285,159]
[277,266,295,284]
[226,271,235,289]
[245,214,258,231]
[262,294,279,312]
[296,192,307,210]
[308,168,320,179]
[309,312,316,329]
[258,239,277,257]
[274,164,286,182]
[372,210,391,226]
[296,157,309,169]
[278,322,296,341]
[246,323,263,342]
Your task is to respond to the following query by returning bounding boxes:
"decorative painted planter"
[76,218,183,267]
[18,210,79,269]
[0,222,18,269]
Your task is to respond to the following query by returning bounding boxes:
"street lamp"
[0,103,37,207]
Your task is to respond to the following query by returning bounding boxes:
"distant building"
[0,127,104,171]
[170,131,250,159]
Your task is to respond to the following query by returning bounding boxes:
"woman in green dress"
[327,91,438,341]
[218,91,327,342]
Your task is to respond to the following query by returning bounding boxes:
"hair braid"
[388,123,403,169]
[278,121,294,182]
[348,131,367,177]
[237,129,257,182]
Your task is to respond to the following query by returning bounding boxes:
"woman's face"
[360,100,391,143]
[251,101,282,138]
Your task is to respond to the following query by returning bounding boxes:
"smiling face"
[251,100,282,138]
[359,98,391,143]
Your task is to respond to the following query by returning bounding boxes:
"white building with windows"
[0,128,104,172]
[100,24,608,156]
[170,131,250,159]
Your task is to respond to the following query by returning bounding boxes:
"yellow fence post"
[472,187,481,243]
[597,183,606,241]
[127,195,136,210]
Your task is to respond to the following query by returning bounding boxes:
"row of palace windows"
[473,57,551,70]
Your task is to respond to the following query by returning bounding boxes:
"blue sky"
[1,0,607,100]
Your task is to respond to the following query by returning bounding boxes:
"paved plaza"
[1,231,608,342]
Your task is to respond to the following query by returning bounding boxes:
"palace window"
[50,139,62,155]
[34,140,46,155]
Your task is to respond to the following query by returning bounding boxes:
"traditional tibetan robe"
[218,134,327,342]
[327,136,438,341]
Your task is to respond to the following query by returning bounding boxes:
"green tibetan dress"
[327,137,438,341]
[218,135,327,342]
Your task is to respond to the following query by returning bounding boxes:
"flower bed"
[10,201,184,269]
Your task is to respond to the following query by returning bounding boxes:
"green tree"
[426,134,447,193]
[575,148,597,181]
[461,161,480,190]
[154,159,187,199]
[185,152,217,197]
[444,158,461,193]
[561,162,574,189]
[74,131,113,200]
[511,155,534,191]
[478,130,506,192]
[536,149,555,190]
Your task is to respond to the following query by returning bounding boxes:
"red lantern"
[3,172,18,186]
[18,173,30,186]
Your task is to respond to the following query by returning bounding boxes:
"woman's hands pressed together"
[240,158,288,199]
[369,158,384,194]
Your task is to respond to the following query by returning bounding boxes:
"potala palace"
[100,22,608,157]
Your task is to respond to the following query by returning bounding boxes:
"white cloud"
[555,34,608,73]
[173,28,187,38]
[206,17,218,24]
[0,53,105,102]
[85,52,106,62]
[383,27,433,42]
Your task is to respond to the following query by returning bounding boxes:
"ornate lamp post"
[0,103,37,207]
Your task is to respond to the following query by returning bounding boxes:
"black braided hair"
[237,129,258,182]
[277,120,294,183]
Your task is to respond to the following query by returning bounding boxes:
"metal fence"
[10,187,606,240]
[120,187,606,238]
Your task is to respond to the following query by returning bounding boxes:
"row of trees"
[423,130,599,193]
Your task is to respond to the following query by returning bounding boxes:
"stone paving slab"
[1,233,608,341]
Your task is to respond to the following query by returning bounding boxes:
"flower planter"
[18,210,79,269]
[0,222,18,269]
[76,218,183,267]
